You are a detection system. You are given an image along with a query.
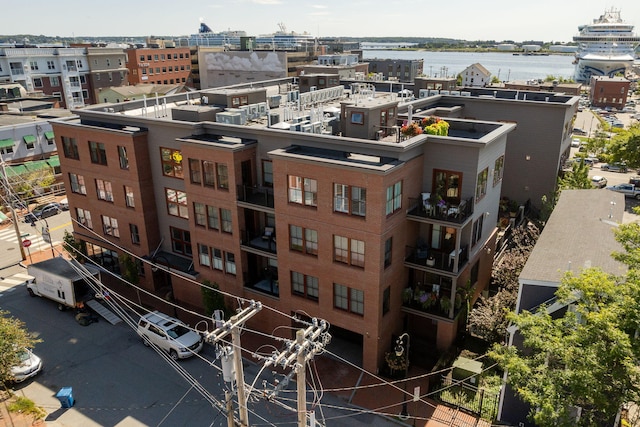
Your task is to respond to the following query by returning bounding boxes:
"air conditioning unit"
[419,89,429,98]
[428,90,439,96]
[301,124,312,133]
[269,112,280,126]
[257,102,267,116]
[450,90,461,96]
[268,95,281,108]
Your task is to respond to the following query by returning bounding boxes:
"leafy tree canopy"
[0,310,42,385]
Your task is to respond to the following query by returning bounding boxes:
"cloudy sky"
[4,0,640,43]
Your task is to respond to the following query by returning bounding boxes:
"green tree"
[62,230,85,262]
[490,244,640,426]
[607,124,640,169]
[558,157,592,190]
[201,280,228,318]
[0,310,42,385]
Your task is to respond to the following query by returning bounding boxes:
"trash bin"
[55,387,74,408]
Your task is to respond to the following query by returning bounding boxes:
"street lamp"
[395,332,410,420]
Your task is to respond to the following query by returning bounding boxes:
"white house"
[461,63,492,87]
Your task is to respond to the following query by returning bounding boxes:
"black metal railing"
[405,244,469,273]
[237,185,274,208]
[408,196,474,224]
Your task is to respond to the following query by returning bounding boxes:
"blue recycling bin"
[55,387,74,408]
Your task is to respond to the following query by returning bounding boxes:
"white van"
[137,311,203,360]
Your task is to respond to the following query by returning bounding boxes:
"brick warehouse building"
[51,80,515,372]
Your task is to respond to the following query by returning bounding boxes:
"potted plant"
[402,287,414,304]
[509,199,519,217]
[401,121,423,137]
[440,295,451,314]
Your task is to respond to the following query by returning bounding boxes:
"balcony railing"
[401,283,465,320]
[241,229,277,254]
[237,184,274,209]
[405,244,469,273]
[408,196,474,224]
[243,269,279,297]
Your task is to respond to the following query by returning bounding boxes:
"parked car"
[571,138,581,147]
[573,128,587,135]
[137,311,203,360]
[629,176,640,188]
[59,198,69,210]
[601,163,628,173]
[23,202,62,223]
[591,175,608,188]
[10,348,43,383]
[606,183,640,199]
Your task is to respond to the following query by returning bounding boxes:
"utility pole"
[205,301,262,427]
[296,330,306,427]
[0,160,26,261]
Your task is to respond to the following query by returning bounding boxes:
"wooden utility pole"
[296,329,306,427]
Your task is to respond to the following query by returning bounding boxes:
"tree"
[558,157,592,190]
[201,280,228,318]
[0,310,42,385]
[490,244,640,426]
[62,230,85,262]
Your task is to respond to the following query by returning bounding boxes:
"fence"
[432,375,500,421]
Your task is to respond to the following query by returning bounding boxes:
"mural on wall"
[201,51,287,88]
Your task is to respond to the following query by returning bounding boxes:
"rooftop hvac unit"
[248,104,259,119]
[312,122,322,134]
[216,112,233,124]
[268,95,281,108]
[419,89,429,98]
[440,90,450,95]
[428,90,439,96]
[461,91,471,97]
[450,91,461,96]
[269,112,280,126]
[290,123,301,132]
[227,108,247,124]
[310,86,317,91]
[301,123,312,133]
[257,102,267,116]
[228,112,242,125]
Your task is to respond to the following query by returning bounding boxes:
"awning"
[44,131,55,140]
[0,138,14,149]
[23,135,36,144]
[4,164,27,177]
[25,160,51,171]
[47,155,60,168]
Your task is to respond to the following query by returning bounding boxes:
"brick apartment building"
[52,79,530,372]
[589,75,631,109]
[125,44,192,86]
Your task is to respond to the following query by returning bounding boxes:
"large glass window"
[194,202,206,226]
[207,205,219,230]
[161,148,183,178]
[216,163,229,190]
[96,179,113,202]
[434,170,461,203]
[290,225,317,256]
[118,146,129,170]
[76,208,92,229]
[334,236,364,268]
[125,185,135,207]
[262,160,273,187]
[493,155,505,186]
[291,271,319,301]
[166,188,188,218]
[225,252,236,275]
[385,181,402,215]
[102,215,119,237]
[69,173,86,194]
[220,208,232,233]
[203,161,215,187]
[170,227,191,255]
[334,284,364,315]
[198,243,210,267]
[189,158,201,184]
[476,167,488,202]
[62,136,79,160]
[288,175,317,206]
[334,183,366,216]
[89,141,107,165]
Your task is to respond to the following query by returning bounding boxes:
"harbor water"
[361,50,576,82]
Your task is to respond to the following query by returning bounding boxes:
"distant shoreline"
[363,47,575,56]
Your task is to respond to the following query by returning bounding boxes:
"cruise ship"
[573,9,640,83]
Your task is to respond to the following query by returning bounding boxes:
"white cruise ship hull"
[574,55,636,82]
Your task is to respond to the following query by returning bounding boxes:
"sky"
[4,0,640,43]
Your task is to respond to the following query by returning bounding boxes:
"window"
[385,181,402,215]
[198,244,210,267]
[161,148,183,178]
[475,168,488,202]
[69,173,86,194]
[289,225,318,255]
[102,215,120,237]
[194,202,206,227]
[220,208,232,233]
[472,215,484,247]
[291,271,319,301]
[22,135,35,150]
[89,141,107,165]
[288,175,317,206]
[96,179,114,202]
[166,188,188,218]
[493,155,504,186]
[50,76,60,87]
[207,205,219,230]
[203,161,215,187]
[47,61,55,70]
[189,158,201,184]
[125,185,135,207]
[351,112,364,124]
[33,78,43,87]
[334,284,364,315]
[76,208,92,229]
[262,160,273,187]
[383,286,391,315]
[216,163,229,189]
[62,136,79,160]
[384,237,392,268]
[225,252,236,275]
[118,146,129,169]
[130,224,140,244]
[334,183,366,216]
[212,248,223,270]
[434,170,461,202]
[334,235,365,268]
[470,260,480,285]
[170,227,192,255]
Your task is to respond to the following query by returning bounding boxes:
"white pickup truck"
[606,183,640,199]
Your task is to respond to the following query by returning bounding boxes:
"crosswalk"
[0,227,60,254]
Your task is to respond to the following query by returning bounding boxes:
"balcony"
[243,264,279,298]
[240,229,277,255]
[237,184,274,210]
[408,196,473,224]
[401,283,465,320]
[405,244,469,274]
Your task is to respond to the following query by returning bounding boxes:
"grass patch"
[7,396,46,419]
